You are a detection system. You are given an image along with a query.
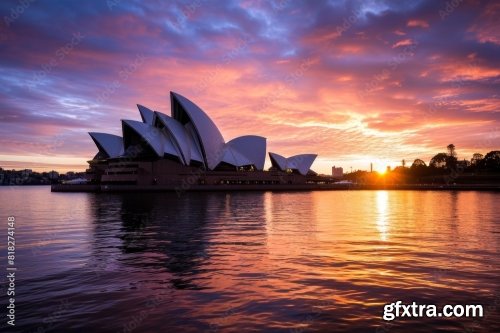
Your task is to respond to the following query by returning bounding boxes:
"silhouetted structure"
[344,145,500,185]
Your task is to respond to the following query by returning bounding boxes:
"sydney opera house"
[76,92,331,191]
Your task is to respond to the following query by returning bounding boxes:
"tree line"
[410,144,500,175]
[345,145,500,184]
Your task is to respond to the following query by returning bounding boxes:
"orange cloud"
[1,0,498,174]
[407,19,429,28]
[392,38,414,48]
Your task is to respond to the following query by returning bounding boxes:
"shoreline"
[50,183,500,193]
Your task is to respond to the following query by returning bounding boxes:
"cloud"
[407,19,429,28]
[0,0,498,173]
[392,38,415,48]
[468,2,500,45]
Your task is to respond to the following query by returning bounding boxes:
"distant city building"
[332,165,343,177]
[48,171,59,180]
[0,168,85,186]
[21,169,32,178]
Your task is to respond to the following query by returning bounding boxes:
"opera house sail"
[56,91,335,192]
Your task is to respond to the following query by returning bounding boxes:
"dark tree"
[445,144,458,169]
[411,159,426,168]
[430,153,448,168]
[471,153,483,166]
[482,151,500,171]
[447,144,457,158]
[409,158,428,180]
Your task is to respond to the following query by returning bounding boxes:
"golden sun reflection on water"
[376,191,389,241]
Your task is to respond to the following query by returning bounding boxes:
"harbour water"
[0,187,499,332]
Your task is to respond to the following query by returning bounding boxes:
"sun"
[357,158,392,174]
[374,162,392,175]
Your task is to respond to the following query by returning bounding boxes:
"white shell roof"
[89,132,124,158]
[171,92,225,170]
[162,131,182,159]
[185,125,204,163]
[221,146,253,167]
[137,104,155,125]
[269,152,287,170]
[226,135,266,170]
[287,154,317,175]
[155,111,192,165]
[122,119,181,160]
[89,92,320,173]
[269,152,317,175]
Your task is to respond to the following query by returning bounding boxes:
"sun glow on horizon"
[0,1,498,175]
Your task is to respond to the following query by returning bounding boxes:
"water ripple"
[0,188,498,332]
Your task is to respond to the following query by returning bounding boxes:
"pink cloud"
[392,38,415,48]
[407,19,429,28]
[468,2,500,45]
[0,0,498,174]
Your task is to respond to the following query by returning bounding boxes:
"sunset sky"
[0,0,498,174]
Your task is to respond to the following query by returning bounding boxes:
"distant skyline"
[0,0,498,174]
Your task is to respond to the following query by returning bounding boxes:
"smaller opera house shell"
[87,92,318,188]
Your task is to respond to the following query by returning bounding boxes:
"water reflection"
[88,192,268,290]
[2,187,499,332]
[376,191,389,241]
